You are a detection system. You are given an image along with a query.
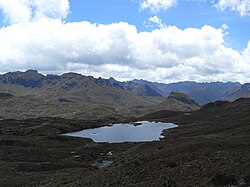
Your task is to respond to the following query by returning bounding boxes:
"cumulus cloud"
[0,0,69,24]
[144,16,166,29]
[139,0,250,16]
[0,0,249,83]
[0,0,32,24]
[140,0,177,13]
[216,0,250,16]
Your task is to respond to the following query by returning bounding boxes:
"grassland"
[0,99,250,186]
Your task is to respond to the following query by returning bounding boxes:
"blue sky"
[0,0,249,83]
[66,0,250,51]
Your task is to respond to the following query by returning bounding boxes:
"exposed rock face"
[0,70,112,89]
[156,92,201,112]
[0,93,14,100]
[0,70,164,120]
[241,83,250,91]
[0,70,44,87]
[133,79,241,104]
[108,78,162,97]
[224,83,250,101]
[0,70,229,118]
[0,70,241,103]
[122,81,162,96]
[166,92,199,105]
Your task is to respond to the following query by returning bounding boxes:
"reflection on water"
[63,121,177,143]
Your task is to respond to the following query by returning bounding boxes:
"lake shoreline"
[62,121,178,143]
[1,99,250,186]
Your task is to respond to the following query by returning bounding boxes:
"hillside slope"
[1,97,249,186]
[0,70,163,120]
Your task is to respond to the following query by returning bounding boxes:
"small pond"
[63,121,177,143]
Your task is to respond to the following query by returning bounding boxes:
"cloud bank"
[0,0,249,83]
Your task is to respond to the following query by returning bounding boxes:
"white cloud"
[140,0,177,13]
[33,0,69,20]
[139,0,250,16]
[145,16,166,28]
[0,0,249,83]
[0,0,69,24]
[216,0,250,16]
[0,0,32,24]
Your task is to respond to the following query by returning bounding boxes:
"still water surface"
[63,121,177,143]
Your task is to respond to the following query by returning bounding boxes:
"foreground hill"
[0,98,249,186]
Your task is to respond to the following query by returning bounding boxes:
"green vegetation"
[0,98,250,186]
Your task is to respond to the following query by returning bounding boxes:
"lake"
[63,121,177,143]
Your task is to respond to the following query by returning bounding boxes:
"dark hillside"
[0,99,249,186]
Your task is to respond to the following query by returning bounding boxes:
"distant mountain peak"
[25,69,39,73]
[61,72,82,77]
[0,69,44,87]
[167,92,200,106]
[107,78,162,97]
[241,83,250,91]
[155,92,200,112]
[224,83,250,101]
[132,79,241,104]
[0,70,242,103]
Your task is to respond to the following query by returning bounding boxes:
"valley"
[0,98,250,186]
[0,0,249,186]
[0,70,249,187]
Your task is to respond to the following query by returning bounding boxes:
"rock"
[0,93,14,100]
[91,160,113,169]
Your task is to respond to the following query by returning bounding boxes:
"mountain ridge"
[0,70,242,106]
[156,92,201,112]
[132,79,241,104]
[223,83,250,101]
[0,70,205,120]
[0,70,164,119]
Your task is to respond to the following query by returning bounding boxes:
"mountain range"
[130,79,241,104]
[1,70,250,187]
[0,70,162,120]
[108,77,241,104]
[0,70,248,120]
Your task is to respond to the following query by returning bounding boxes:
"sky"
[0,0,249,83]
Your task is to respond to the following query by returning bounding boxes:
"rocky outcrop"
[0,93,14,100]
[157,92,201,112]
[0,70,44,87]
[224,83,250,101]
[108,78,162,97]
